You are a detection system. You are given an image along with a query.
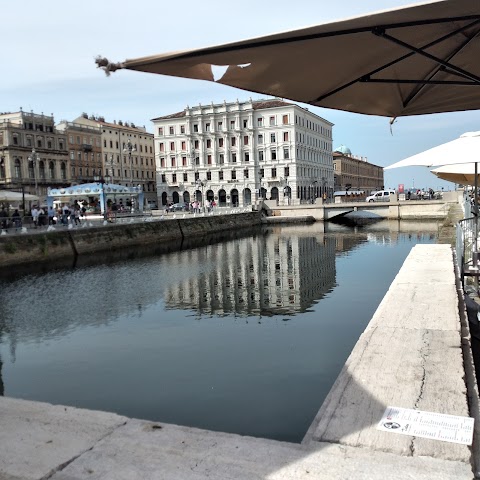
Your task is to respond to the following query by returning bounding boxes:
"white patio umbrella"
[385,131,480,203]
[385,131,480,215]
[386,131,480,257]
[431,163,480,186]
[384,131,480,170]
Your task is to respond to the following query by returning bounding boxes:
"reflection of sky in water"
[0,222,438,442]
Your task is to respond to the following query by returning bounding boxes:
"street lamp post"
[123,140,136,212]
[309,180,318,204]
[196,178,207,212]
[28,149,39,197]
[94,174,112,220]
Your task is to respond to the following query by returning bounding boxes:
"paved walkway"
[0,245,477,479]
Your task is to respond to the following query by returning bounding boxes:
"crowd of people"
[406,188,436,200]
[164,199,217,214]
[0,201,89,232]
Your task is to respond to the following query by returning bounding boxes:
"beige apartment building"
[333,145,384,193]
[0,109,69,201]
[74,114,157,207]
[56,120,103,185]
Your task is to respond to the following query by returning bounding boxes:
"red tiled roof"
[252,99,292,109]
[151,110,186,121]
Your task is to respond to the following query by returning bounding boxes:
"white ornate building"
[152,98,334,207]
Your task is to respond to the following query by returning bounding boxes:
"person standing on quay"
[48,206,56,225]
[31,205,39,229]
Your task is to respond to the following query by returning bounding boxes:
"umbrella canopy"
[431,163,480,185]
[385,131,480,169]
[96,0,480,118]
[0,190,39,202]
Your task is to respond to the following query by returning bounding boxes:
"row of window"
[295,132,331,150]
[9,133,65,150]
[102,129,151,141]
[103,140,153,153]
[103,153,155,168]
[69,167,155,181]
[70,151,155,168]
[160,167,290,184]
[158,114,332,138]
[294,115,332,137]
[159,148,291,168]
[69,135,101,147]
[0,158,67,180]
[23,122,54,133]
[158,132,291,152]
[158,115,290,136]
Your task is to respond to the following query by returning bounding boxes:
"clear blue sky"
[2,0,479,191]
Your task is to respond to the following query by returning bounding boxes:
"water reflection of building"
[164,230,337,316]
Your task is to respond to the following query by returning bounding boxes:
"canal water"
[0,220,439,443]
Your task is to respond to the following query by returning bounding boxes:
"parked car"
[366,189,396,202]
[166,203,187,212]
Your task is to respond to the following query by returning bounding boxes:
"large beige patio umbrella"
[96,0,480,118]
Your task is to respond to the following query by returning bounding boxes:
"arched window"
[28,160,35,179]
[61,162,66,180]
[39,160,46,179]
[49,161,55,179]
[0,158,5,179]
[14,159,21,179]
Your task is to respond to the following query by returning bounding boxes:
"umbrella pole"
[475,163,479,275]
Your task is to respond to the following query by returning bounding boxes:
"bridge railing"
[457,216,479,281]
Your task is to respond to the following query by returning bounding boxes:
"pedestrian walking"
[61,204,70,226]
[11,209,22,231]
[48,206,56,225]
[31,206,39,228]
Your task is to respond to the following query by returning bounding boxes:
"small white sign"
[377,406,474,445]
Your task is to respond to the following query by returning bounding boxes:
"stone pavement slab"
[50,419,471,480]
[0,396,127,480]
[304,245,473,468]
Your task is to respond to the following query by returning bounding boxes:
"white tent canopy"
[0,190,39,202]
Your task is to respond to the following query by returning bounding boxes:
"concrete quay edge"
[0,244,477,479]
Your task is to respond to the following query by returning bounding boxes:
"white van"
[366,190,396,202]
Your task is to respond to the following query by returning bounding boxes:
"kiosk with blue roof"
[47,183,144,214]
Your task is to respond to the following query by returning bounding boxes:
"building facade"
[333,145,384,193]
[56,120,103,185]
[0,109,69,200]
[73,114,157,207]
[152,98,334,207]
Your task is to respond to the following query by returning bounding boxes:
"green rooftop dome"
[334,145,352,155]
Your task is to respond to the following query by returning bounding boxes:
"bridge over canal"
[266,196,459,222]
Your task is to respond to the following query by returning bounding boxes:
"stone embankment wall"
[0,212,261,268]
